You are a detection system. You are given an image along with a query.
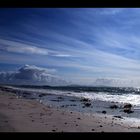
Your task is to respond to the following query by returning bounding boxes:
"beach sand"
[0,89,140,132]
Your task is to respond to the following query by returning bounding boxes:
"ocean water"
[9,86,140,106]
[3,85,140,119]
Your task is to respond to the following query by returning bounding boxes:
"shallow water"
[2,85,140,120]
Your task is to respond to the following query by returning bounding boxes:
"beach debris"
[99,125,103,127]
[138,126,140,129]
[102,111,106,114]
[91,129,95,131]
[110,104,119,109]
[113,115,123,119]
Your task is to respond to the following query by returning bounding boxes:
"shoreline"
[0,89,140,132]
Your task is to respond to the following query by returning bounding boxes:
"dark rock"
[91,129,95,131]
[39,94,46,97]
[77,117,81,120]
[123,108,134,114]
[102,111,106,114]
[84,102,91,107]
[80,98,90,102]
[51,99,60,102]
[110,105,118,109]
[70,104,77,106]
[23,92,31,95]
[123,103,133,114]
[113,116,123,119]
[58,96,64,100]
[99,125,103,127]
[123,103,132,108]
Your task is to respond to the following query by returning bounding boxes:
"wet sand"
[0,89,140,132]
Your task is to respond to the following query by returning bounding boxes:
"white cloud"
[0,65,68,86]
[52,54,71,57]
[0,38,71,57]
[0,38,49,55]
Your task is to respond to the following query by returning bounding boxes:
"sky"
[1,8,140,86]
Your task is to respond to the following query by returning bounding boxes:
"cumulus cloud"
[0,65,68,86]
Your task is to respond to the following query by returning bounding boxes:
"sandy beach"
[1,88,140,132]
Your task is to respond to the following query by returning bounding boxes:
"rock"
[123,103,132,108]
[80,98,90,102]
[123,108,134,114]
[39,94,47,97]
[102,111,106,114]
[58,96,64,100]
[84,102,91,107]
[77,117,81,120]
[123,103,133,114]
[70,104,77,106]
[110,105,118,109]
[113,116,123,119]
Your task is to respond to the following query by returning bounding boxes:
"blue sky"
[1,8,140,85]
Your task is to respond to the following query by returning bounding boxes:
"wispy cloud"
[0,38,71,57]
[1,8,140,86]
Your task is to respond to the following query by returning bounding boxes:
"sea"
[2,85,140,120]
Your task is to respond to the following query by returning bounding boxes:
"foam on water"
[9,86,140,106]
